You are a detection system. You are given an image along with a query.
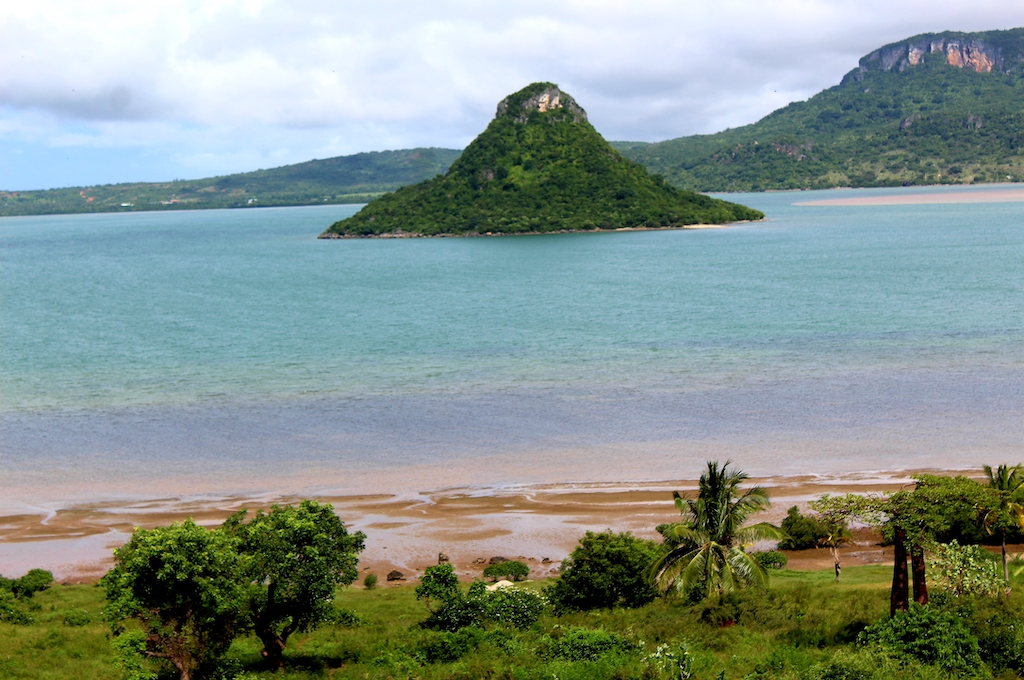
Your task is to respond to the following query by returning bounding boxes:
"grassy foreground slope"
[11,566,1024,679]
[614,28,1024,191]
[0,567,957,679]
[321,83,762,237]
[0,148,461,217]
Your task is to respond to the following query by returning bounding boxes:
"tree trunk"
[1003,530,1010,584]
[257,627,287,670]
[890,527,909,617]
[831,544,841,582]
[911,545,928,605]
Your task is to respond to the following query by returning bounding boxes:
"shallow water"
[2,187,1023,506]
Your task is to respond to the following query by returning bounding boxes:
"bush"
[547,531,661,613]
[930,540,1003,597]
[0,589,33,625]
[936,595,1024,673]
[483,587,546,629]
[5,569,54,599]
[483,560,530,581]
[63,608,93,627]
[641,642,694,679]
[547,626,635,662]
[363,573,378,589]
[778,507,828,550]
[417,565,547,631]
[753,550,788,569]
[418,626,487,663]
[860,603,981,676]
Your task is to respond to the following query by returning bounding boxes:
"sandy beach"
[0,469,963,583]
[794,185,1024,206]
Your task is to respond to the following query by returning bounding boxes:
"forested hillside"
[614,28,1024,191]
[0,148,461,216]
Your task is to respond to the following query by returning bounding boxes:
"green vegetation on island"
[614,28,1024,191]
[0,148,461,217]
[7,462,1024,678]
[320,83,762,237]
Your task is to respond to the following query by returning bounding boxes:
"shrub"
[63,608,93,627]
[483,587,546,629]
[11,569,53,599]
[753,550,788,569]
[547,530,661,613]
[860,603,981,676]
[483,560,530,581]
[326,607,363,627]
[931,540,1002,597]
[0,589,33,625]
[417,565,547,631]
[418,626,487,663]
[938,595,1024,673]
[778,507,828,550]
[363,573,378,589]
[548,626,634,662]
[641,642,693,679]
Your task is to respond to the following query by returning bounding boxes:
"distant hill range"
[613,28,1024,191]
[0,148,461,217]
[5,27,1024,217]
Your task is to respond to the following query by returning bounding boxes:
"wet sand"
[794,186,1024,207]
[0,470,958,583]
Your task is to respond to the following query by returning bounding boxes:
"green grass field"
[7,564,1020,680]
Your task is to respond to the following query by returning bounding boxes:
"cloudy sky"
[3,1,1024,190]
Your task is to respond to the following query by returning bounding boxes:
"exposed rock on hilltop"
[321,83,761,237]
[495,85,588,124]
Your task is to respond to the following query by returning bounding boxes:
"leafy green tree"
[223,500,366,669]
[887,476,996,613]
[809,495,859,582]
[101,520,245,680]
[981,463,1024,585]
[547,530,661,613]
[649,460,782,602]
[778,506,829,550]
[822,475,997,615]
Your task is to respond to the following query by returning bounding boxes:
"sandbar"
[795,186,1024,207]
[0,470,968,583]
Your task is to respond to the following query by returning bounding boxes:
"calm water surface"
[2,187,1023,504]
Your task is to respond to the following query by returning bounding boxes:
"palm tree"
[649,460,782,601]
[983,464,1024,585]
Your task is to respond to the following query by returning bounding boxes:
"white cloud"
[3,0,1024,187]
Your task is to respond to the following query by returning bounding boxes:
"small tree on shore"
[102,520,245,680]
[548,531,661,613]
[809,495,858,582]
[224,500,366,670]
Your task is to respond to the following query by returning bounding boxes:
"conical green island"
[320,83,762,238]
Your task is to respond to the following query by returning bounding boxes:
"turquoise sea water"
[2,186,1023,503]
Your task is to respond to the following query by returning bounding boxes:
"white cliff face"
[535,92,560,112]
[845,32,1009,82]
